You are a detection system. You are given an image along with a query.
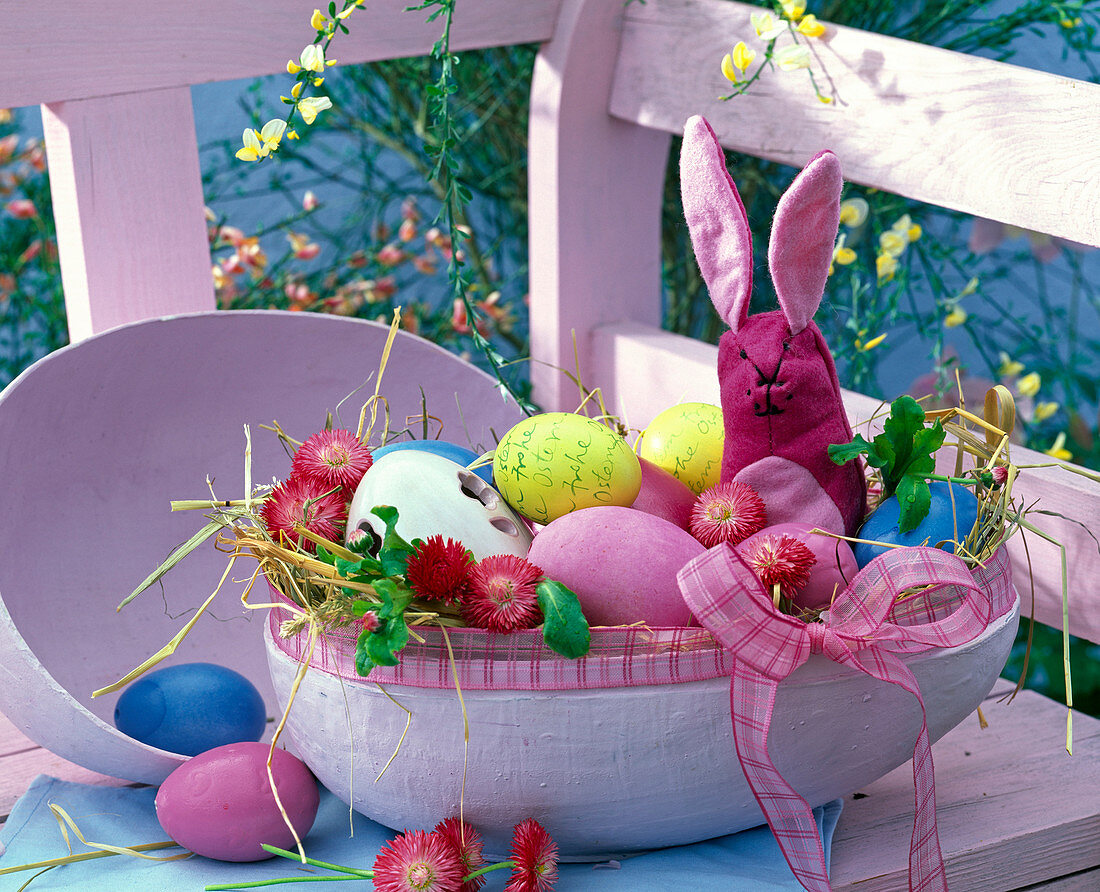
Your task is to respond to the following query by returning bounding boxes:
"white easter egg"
[347,451,532,559]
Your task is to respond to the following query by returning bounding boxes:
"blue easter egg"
[372,440,493,484]
[114,662,267,757]
[854,481,979,568]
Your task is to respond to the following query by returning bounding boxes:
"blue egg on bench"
[114,662,267,757]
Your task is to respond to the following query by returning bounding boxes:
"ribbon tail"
[854,648,948,892]
[731,664,832,892]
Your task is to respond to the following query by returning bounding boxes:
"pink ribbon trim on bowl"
[677,544,1015,892]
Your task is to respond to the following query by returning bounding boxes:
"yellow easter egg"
[493,413,642,524]
[637,402,724,494]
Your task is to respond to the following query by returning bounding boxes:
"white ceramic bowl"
[265,594,1019,859]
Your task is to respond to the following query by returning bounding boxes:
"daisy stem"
[261,844,374,877]
[205,877,365,889]
[461,859,516,882]
[926,473,979,487]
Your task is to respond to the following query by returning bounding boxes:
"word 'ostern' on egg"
[493,413,642,524]
[637,402,724,495]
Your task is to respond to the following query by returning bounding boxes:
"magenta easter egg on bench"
[155,741,320,861]
[527,505,703,626]
[114,662,267,757]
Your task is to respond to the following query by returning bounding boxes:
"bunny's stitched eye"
[739,348,748,359]
[782,340,791,352]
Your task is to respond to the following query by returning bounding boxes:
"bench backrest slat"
[0,0,562,108]
[612,0,1100,248]
[0,0,563,342]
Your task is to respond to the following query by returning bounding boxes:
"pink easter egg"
[630,456,699,531]
[155,742,320,861]
[737,522,858,610]
[528,505,703,627]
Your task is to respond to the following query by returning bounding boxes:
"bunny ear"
[680,115,753,332]
[768,150,843,335]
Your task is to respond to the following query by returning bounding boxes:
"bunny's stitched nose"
[751,365,793,417]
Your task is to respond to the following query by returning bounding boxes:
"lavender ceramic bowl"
[0,311,525,783]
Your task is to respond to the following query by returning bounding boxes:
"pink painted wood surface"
[0,711,132,824]
[528,0,670,412]
[0,0,563,108]
[831,679,1100,890]
[610,0,1100,248]
[42,89,215,341]
[592,321,1100,646]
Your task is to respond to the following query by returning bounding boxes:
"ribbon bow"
[678,544,1013,892]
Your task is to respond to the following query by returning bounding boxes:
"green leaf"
[911,423,946,470]
[352,583,413,674]
[895,472,932,534]
[372,577,415,615]
[536,580,590,659]
[827,435,882,468]
[365,617,409,667]
[355,630,375,677]
[370,506,418,576]
[879,396,927,488]
[336,554,383,579]
[827,396,949,530]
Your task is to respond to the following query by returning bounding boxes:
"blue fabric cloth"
[0,776,841,891]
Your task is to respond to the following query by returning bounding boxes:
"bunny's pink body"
[681,116,866,536]
[717,311,864,535]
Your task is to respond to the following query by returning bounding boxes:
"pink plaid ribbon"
[677,544,1013,892]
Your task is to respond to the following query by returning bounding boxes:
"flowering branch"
[719,2,831,104]
[236,2,359,161]
[407,0,538,413]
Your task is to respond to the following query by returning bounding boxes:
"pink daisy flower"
[291,428,373,495]
[405,535,474,604]
[373,828,465,892]
[503,819,558,892]
[260,474,346,552]
[433,817,486,892]
[739,533,817,598]
[462,555,543,633]
[689,481,767,547]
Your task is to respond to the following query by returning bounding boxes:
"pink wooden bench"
[3,0,1100,888]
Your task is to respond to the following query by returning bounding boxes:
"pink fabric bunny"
[680,115,866,536]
